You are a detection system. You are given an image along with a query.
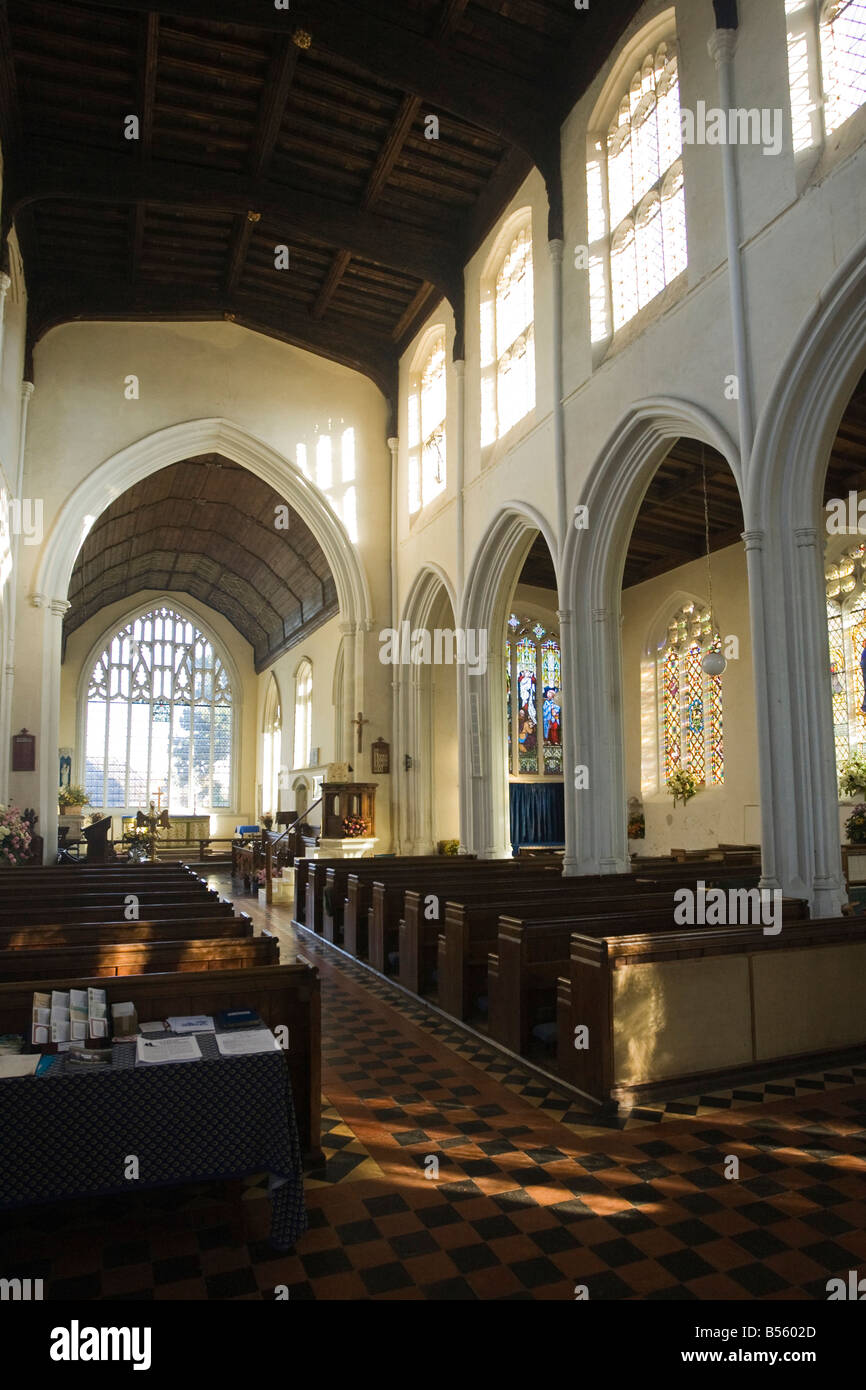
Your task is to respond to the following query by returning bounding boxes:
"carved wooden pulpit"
[321,782,377,840]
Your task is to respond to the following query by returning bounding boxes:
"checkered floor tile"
[2,876,865,1300]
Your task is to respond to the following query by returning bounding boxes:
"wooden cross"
[352,711,369,753]
[153,787,164,811]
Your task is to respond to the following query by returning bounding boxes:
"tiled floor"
[3,876,865,1300]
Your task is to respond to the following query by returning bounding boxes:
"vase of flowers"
[58,785,89,815]
[839,751,866,800]
[845,804,866,843]
[0,805,33,865]
[627,812,645,840]
[667,769,699,807]
[342,815,367,838]
[123,825,150,863]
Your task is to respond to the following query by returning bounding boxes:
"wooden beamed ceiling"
[64,456,340,670]
[0,0,645,405]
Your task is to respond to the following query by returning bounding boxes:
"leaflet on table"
[88,987,108,1039]
[166,1015,215,1034]
[70,989,88,1042]
[215,1028,280,1057]
[31,990,50,1046]
[135,1035,203,1065]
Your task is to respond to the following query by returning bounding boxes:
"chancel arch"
[30,418,372,859]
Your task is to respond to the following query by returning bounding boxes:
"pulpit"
[311,781,378,859]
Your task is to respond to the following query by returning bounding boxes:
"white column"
[32,594,70,863]
[340,620,356,777]
[0,381,35,802]
[742,529,782,892]
[558,607,577,874]
[0,272,12,383]
[708,27,755,462]
[548,240,566,549]
[453,358,468,851]
[387,434,399,849]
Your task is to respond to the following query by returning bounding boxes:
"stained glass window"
[85,606,233,811]
[786,0,866,153]
[293,660,313,770]
[481,217,535,445]
[589,38,686,342]
[657,604,724,787]
[825,544,866,766]
[506,616,562,778]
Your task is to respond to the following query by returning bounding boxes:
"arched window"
[262,676,282,817]
[409,331,447,515]
[293,659,312,770]
[506,614,562,776]
[826,543,866,765]
[657,604,724,788]
[588,38,686,342]
[481,216,535,445]
[84,605,233,811]
[786,0,866,153]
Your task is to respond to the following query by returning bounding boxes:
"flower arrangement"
[839,750,866,799]
[845,804,866,844]
[255,866,283,886]
[342,815,367,838]
[58,785,89,810]
[627,812,645,840]
[0,804,33,865]
[437,839,460,856]
[667,768,699,807]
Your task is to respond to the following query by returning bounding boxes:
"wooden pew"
[0,933,280,982]
[488,896,809,1056]
[437,877,774,1022]
[0,900,236,927]
[0,963,322,1157]
[0,885,219,913]
[555,914,865,1106]
[302,854,473,939]
[0,914,254,951]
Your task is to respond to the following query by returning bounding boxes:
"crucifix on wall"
[352,711,369,753]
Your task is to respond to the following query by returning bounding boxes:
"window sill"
[591,269,689,371]
[408,488,452,532]
[480,407,538,470]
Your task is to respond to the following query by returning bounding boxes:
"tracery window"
[293,659,313,770]
[786,0,866,153]
[481,219,535,445]
[825,545,866,766]
[262,676,282,818]
[588,39,686,342]
[84,605,233,811]
[409,333,447,514]
[657,604,724,787]
[506,615,562,777]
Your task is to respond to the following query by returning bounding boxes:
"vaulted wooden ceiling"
[0,0,644,408]
[64,456,339,669]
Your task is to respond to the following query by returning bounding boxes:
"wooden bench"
[0,885,219,913]
[488,896,809,1056]
[555,914,865,1106]
[0,963,322,1157]
[0,900,236,927]
[0,914,255,951]
[0,932,281,982]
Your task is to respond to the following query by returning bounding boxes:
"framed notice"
[371,739,390,774]
[12,729,35,772]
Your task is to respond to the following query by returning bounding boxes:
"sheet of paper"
[167,1015,215,1034]
[0,1055,40,1078]
[136,1035,202,1065]
[216,1029,280,1057]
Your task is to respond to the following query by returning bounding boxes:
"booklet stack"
[135,1035,203,1066]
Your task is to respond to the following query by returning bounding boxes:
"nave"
[4,876,865,1303]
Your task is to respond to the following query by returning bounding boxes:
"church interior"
[1,0,866,1325]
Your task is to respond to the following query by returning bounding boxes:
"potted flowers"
[58,785,89,815]
[839,751,866,800]
[667,768,699,807]
[845,804,866,844]
[342,814,367,838]
[0,805,33,866]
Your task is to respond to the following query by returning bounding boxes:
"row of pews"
[0,862,321,1154]
[292,851,866,1105]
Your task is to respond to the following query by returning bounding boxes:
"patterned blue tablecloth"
[0,1034,307,1250]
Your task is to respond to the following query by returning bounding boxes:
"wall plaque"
[12,729,36,772]
[370,738,390,774]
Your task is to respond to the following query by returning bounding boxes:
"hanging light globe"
[701,649,727,676]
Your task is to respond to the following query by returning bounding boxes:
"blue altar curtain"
[509,782,565,852]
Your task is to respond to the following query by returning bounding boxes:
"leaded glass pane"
[516,636,538,774]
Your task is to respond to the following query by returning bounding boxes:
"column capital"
[21,380,34,402]
[452,358,465,380]
[708,28,738,69]
[339,621,357,638]
[386,436,399,455]
[592,607,608,624]
[51,598,72,617]
[0,271,11,299]
[548,238,565,266]
[741,528,765,552]
[793,526,819,549]
[556,608,572,626]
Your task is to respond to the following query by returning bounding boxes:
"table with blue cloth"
[0,1033,307,1250]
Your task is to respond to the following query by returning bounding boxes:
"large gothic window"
[657,604,724,788]
[293,659,313,770]
[482,218,535,445]
[588,39,686,342]
[409,333,447,515]
[84,605,233,811]
[786,0,866,153]
[826,545,866,764]
[262,676,282,818]
[506,615,562,776]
